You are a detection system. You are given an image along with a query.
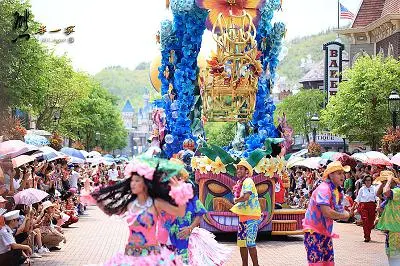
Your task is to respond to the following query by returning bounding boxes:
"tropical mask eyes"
[256,183,269,196]
[207,182,230,197]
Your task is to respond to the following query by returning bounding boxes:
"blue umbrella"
[60,147,85,160]
[24,134,49,147]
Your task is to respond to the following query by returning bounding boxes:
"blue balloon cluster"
[244,0,285,155]
[158,3,208,157]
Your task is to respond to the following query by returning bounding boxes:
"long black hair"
[91,169,175,216]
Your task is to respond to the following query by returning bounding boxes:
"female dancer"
[91,157,193,265]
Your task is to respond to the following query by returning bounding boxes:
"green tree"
[204,122,236,147]
[0,0,45,111]
[322,56,400,150]
[275,89,325,141]
[59,81,127,151]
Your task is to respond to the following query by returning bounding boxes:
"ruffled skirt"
[103,247,183,266]
[189,227,232,266]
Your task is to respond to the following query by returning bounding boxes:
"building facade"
[338,0,400,65]
[119,95,153,157]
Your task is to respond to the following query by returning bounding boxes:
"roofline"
[350,0,364,29]
[337,14,400,35]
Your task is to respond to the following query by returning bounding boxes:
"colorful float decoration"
[200,11,261,122]
[149,0,303,235]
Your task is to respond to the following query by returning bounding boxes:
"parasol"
[60,147,86,160]
[0,140,38,158]
[12,155,35,168]
[24,134,50,147]
[14,188,49,205]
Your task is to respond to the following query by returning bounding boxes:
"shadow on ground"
[215,232,304,243]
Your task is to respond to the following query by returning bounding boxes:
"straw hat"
[235,159,253,177]
[322,161,350,179]
[373,170,400,184]
[41,200,56,213]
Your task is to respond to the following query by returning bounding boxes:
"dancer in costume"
[302,161,350,266]
[91,157,193,266]
[231,159,261,266]
[166,164,231,265]
[375,171,400,265]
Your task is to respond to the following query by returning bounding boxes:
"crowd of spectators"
[0,157,124,265]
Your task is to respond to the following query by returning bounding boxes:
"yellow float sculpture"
[200,11,262,122]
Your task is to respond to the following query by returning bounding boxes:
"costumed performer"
[231,159,261,266]
[166,159,231,265]
[375,170,400,265]
[91,157,193,266]
[302,161,350,266]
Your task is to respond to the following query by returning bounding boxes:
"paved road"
[34,206,388,266]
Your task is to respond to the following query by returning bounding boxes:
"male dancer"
[231,159,260,266]
[303,161,350,265]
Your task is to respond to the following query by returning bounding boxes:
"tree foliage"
[275,89,325,139]
[322,56,400,149]
[204,122,236,147]
[94,65,159,108]
[0,0,127,152]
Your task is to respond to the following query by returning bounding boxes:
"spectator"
[38,201,66,251]
[351,175,377,242]
[107,164,119,185]
[0,210,32,265]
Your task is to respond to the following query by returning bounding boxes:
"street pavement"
[34,206,388,266]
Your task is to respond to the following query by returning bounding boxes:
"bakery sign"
[323,41,344,105]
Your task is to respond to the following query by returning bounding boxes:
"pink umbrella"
[14,188,49,205]
[0,140,38,159]
[391,153,400,166]
[366,158,392,166]
[12,155,35,168]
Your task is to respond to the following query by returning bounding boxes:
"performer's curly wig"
[91,167,175,216]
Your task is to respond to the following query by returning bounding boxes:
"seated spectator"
[61,192,79,227]
[37,201,66,251]
[0,210,32,265]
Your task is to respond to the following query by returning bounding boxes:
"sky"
[30,0,362,74]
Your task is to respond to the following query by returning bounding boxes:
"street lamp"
[310,114,320,143]
[388,90,400,129]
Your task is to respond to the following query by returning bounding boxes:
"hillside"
[277,30,349,88]
[94,65,156,109]
[94,30,349,108]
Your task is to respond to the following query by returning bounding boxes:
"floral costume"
[376,187,400,262]
[302,180,344,266]
[231,177,261,248]
[104,199,182,266]
[166,196,206,262]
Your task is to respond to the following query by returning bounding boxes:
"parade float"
[149,0,305,235]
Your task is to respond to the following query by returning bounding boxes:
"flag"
[340,3,355,20]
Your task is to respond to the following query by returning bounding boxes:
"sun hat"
[373,170,400,184]
[235,159,254,177]
[322,161,350,180]
[41,200,56,213]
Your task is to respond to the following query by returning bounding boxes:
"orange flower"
[196,0,264,31]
